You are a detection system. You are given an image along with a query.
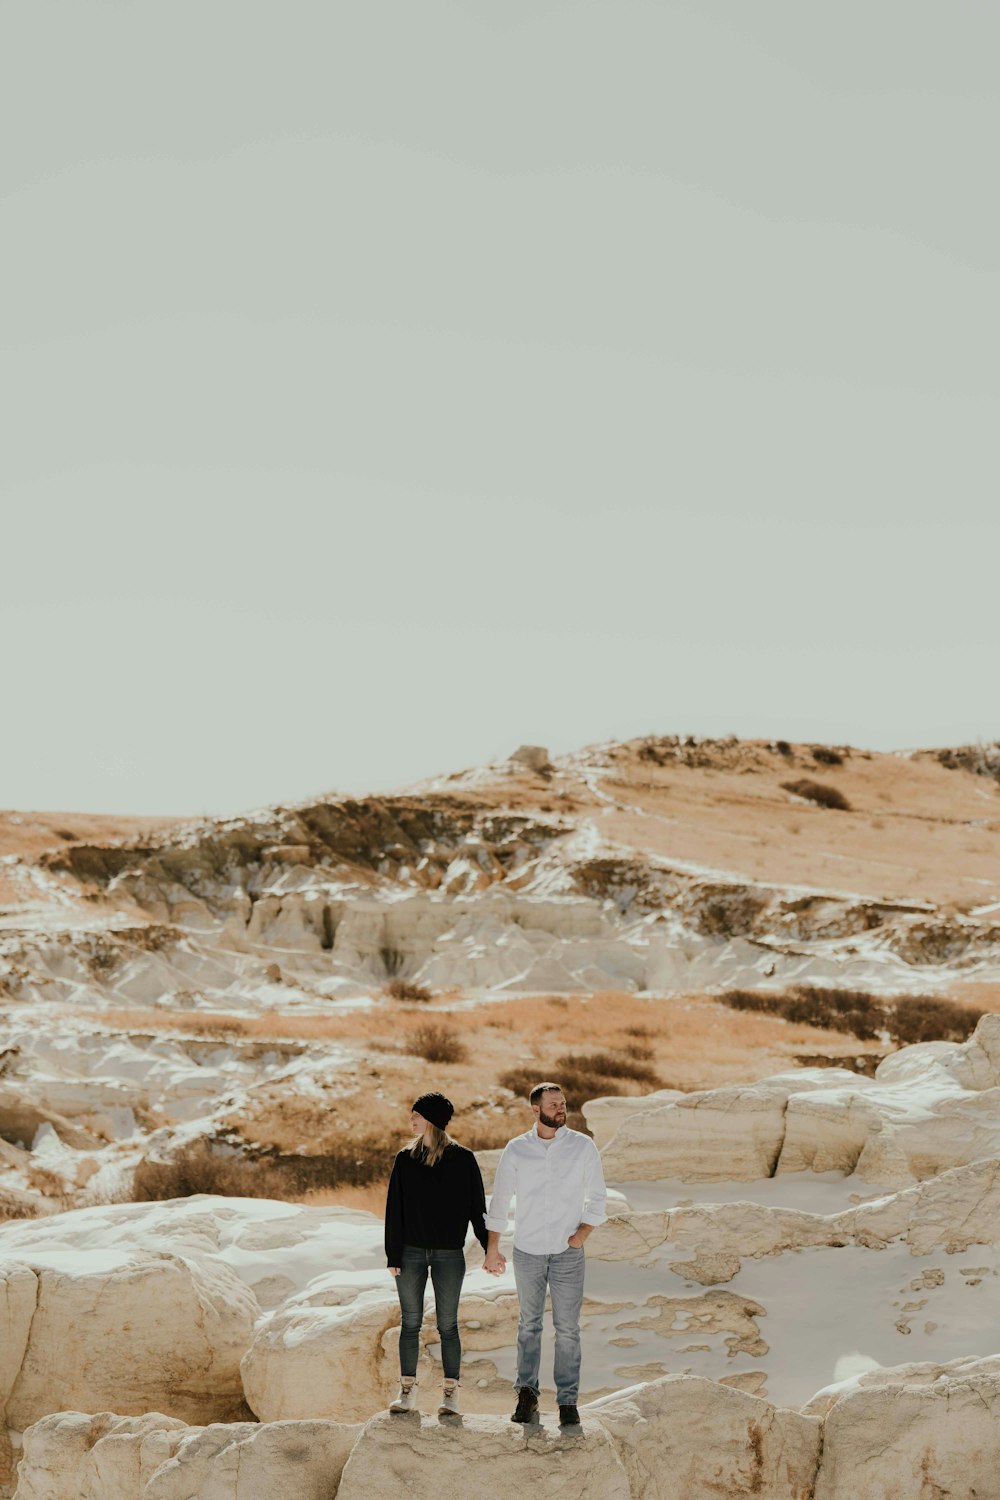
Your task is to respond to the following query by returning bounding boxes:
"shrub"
[132,1144,289,1201]
[498,1067,545,1103]
[934,743,1000,780]
[132,1139,403,1200]
[621,1040,655,1062]
[408,1023,468,1064]
[719,986,984,1047]
[781,779,852,811]
[775,741,792,757]
[183,1015,248,1037]
[695,890,769,938]
[385,979,433,1003]
[891,995,983,1046]
[722,986,883,1039]
[720,989,778,1014]
[258,1141,399,1191]
[556,1051,661,1086]
[500,1050,662,1113]
[811,746,845,766]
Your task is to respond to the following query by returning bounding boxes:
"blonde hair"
[411,1123,453,1167]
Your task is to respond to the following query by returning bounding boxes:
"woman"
[384,1091,491,1416]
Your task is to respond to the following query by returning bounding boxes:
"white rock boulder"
[5,1251,257,1430]
[583,1092,684,1151]
[839,1156,1000,1254]
[813,1366,1000,1499]
[144,1418,361,1500]
[241,1288,401,1424]
[585,1375,822,1500]
[600,1073,857,1182]
[13,1411,187,1500]
[12,1413,362,1500]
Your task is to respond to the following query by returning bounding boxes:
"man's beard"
[538,1106,566,1129]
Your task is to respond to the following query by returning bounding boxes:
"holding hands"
[483,1248,506,1276]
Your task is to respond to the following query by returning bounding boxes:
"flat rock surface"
[336,1411,630,1500]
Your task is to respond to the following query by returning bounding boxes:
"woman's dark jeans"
[395,1245,466,1380]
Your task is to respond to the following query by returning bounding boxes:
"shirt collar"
[531,1123,566,1144]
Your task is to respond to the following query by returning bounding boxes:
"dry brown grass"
[301,1182,391,1215]
[133,1145,289,1202]
[85,988,899,1213]
[132,1137,406,1201]
[0,1186,46,1221]
[721,986,986,1045]
[100,988,878,1092]
[47,986,905,1213]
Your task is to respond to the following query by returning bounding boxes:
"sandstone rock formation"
[12,1412,360,1500]
[12,1412,186,1500]
[144,1418,361,1500]
[2,1250,257,1432]
[14,1364,1000,1500]
[812,1367,1000,1499]
[598,1070,861,1182]
[242,1291,402,1424]
[597,1014,1000,1189]
[584,1376,822,1500]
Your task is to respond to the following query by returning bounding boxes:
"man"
[483,1082,607,1428]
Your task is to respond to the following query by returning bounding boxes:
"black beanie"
[412,1092,454,1131]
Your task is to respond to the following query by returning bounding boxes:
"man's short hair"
[529,1081,563,1107]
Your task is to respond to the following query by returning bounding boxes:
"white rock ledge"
[12,1365,1000,1500]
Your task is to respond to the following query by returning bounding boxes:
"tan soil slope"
[442,738,1000,914]
[3,736,999,918]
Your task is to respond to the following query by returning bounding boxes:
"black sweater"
[384,1142,489,1267]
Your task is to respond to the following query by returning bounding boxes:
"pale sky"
[3,1,998,816]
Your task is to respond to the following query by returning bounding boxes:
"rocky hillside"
[2,735,1000,1497]
[4,735,1000,1007]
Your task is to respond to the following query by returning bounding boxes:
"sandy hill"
[5,733,1000,909]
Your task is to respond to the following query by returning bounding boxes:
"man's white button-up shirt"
[484,1125,607,1254]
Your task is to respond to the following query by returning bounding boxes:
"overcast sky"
[3,1,998,816]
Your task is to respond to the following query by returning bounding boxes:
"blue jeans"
[395,1245,466,1381]
[513,1244,586,1404]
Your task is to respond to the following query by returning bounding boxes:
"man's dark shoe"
[558,1404,581,1427]
[511,1387,539,1424]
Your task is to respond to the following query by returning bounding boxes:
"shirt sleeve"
[468,1151,489,1252]
[384,1153,404,1266]
[580,1139,607,1228]
[483,1144,516,1234]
